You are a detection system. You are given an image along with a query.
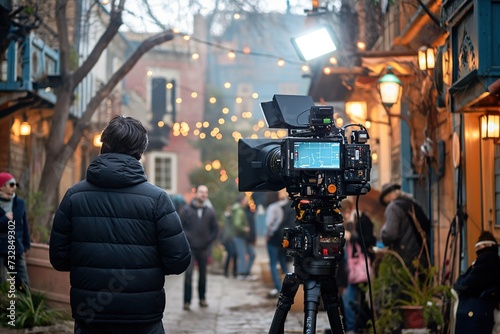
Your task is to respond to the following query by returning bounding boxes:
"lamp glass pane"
[418,50,427,71]
[426,48,435,69]
[292,28,337,61]
[488,115,500,138]
[481,115,488,139]
[379,82,401,105]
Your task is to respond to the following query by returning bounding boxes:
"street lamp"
[418,46,436,71]
[377,66,403,109]
[480,113,500,140]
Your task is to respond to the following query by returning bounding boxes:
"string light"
[184,35,304,66]
[144,32,338,143]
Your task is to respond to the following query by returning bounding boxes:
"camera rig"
[237,95,372,333]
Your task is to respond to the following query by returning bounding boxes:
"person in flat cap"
[0,172,31,289]
[379,182,431,270]
[453,231,500,334]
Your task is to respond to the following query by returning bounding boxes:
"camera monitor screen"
[293,141,341,170]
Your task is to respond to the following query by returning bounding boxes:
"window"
[148,152,177,193]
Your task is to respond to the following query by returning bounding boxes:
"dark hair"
[100,115,148,160]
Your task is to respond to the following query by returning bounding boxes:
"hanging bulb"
[20,122,31,136]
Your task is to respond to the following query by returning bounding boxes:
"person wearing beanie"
[379,182,431,270]
[0,172,31,289]
[453,231,500,334]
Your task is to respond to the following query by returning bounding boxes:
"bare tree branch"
[55,0,69,76]
[72,0,125,89]
[65,30,176,153]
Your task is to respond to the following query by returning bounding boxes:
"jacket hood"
[86,153,147,188]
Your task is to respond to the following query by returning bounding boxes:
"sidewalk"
[162,237,332,334]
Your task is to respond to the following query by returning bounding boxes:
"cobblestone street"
[162,238,332,334]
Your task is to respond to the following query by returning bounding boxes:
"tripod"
[268,267,345,334]
[268,201,346,334]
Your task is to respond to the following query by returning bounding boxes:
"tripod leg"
[268,273,301,334]
[320,277,345,334]
[303,278,322,333]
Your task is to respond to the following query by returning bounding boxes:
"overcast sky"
[120,0,313,34]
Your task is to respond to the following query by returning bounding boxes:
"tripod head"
[282,197,345,277]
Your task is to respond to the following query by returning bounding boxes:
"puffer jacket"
[49,153,191,324]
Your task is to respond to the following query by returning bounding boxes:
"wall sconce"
[418,46,436,71]
[19,115,31,136]
[377,66,403,109]
[481,113,500,139]
[93,133,103,147]
[345,101,367,123]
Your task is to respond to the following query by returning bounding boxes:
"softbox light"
[291,27,337,61]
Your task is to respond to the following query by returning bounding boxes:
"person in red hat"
[453,231,500,334]
[0,172,31,289]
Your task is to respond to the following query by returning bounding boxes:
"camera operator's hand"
[344,230,351,241]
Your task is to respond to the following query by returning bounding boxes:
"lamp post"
[378,66,403,109]
[377,66,408,136]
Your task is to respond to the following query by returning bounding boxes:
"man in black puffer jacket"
[50,115,191,334]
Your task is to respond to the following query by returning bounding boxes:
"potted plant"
[370,249,451,333]
[0,282,71,332]
[18,190,71,311]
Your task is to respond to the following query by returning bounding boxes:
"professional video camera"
[237,94,372,333]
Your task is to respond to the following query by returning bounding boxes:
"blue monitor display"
[293,141,341,170]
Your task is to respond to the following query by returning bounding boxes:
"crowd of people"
[1,115,499,334]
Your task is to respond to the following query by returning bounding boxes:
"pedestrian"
[221,205,237,278]
[265,190,294,298]
[171,193,187,213]
[179,185,219,310]
[453,231,500,334]
[50,115,191,334]
[0,172,31,290]
[379,182,431,271]
[232,194,256,280]
[341,199,377,334]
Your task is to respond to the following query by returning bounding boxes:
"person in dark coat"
[0,172,31,289]
[179,185,219,310]
[453,231,500,334]
[50,115,191,334]
[379,183,431,271]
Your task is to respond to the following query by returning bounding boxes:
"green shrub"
[0,282,69,328]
